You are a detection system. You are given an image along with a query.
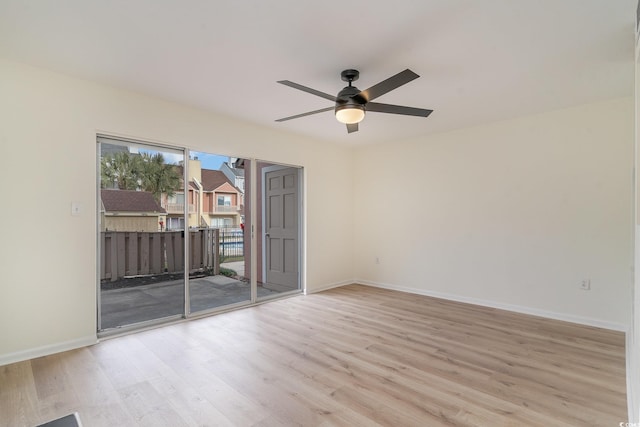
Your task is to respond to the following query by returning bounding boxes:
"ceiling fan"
[275,69,433,133]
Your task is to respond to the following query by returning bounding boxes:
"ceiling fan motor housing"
[335,85,365,108]
[335,85,366,124]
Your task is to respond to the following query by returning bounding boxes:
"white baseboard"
[0,335,97,367]
[306,280,354,295]
[356,279,628,332]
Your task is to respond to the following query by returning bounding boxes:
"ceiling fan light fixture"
[335,105,365,124]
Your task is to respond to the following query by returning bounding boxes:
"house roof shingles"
[200,169,235,192]
[174,166,239,193]
[101,189,166,213]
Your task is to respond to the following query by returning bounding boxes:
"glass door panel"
[187,152,251,313]
[98,136,185,331]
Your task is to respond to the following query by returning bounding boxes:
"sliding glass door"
[98,137,304,334]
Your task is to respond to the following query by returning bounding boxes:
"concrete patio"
[100,262,277,329]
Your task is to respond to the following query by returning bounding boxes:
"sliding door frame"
[97,134,305,337]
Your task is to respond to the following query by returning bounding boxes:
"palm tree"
[139,152,181,201]
[101,152,181,201]
[100,151,143,190]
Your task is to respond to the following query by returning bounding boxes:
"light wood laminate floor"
[0,284,627,426]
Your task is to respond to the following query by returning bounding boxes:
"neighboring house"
[161,159,243,230]
[100,189,166,232]
[220,158,245,194]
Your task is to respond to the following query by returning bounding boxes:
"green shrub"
[219,267,237,277]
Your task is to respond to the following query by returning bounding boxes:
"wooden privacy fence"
[100,229,220,282]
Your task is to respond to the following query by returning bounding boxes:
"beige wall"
[0,59,355,363]
[630,38,640,423]
[354,97,633,329]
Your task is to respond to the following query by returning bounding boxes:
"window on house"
[217,195,231,206]
[168,194,184,204]
[167,217,184,230]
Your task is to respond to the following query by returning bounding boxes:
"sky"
[191,152,227,170]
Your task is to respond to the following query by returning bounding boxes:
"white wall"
[0,59,355,363]
[354,98,633,329]
[629,36,640,423]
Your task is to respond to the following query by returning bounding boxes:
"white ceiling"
[0,0,635,145]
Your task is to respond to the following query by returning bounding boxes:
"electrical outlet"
[375,257,380,264]
[579,279,591,290]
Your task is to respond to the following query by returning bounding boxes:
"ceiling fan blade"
[275,106,334,122]
[346,123,359,133]
[359,69,420,102]
[277,80,337,102]
[366,102,433,117]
